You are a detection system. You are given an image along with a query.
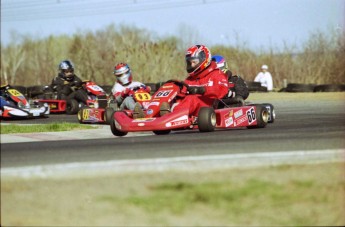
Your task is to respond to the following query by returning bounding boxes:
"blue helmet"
[212,55,229,73]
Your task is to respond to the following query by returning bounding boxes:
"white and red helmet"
[113,63,133,85]
[185,44,212,77]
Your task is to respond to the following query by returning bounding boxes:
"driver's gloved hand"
[188,86,205,95]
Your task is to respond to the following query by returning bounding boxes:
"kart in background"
[0,84,49,119]
[78,85,151,124]
[36,80,107,115]
[110,80,275,137]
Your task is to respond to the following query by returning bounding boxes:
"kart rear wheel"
[247,105,269,129]
[104,107,114,125]
[262,103,275,123]
[153,130,171,135]
[77,107,89,124]
[198,107,216,132]
[66,99,79,115]
[110,113,128,137]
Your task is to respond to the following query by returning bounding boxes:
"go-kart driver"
[173,45,229,116]
[112,63,151,111]
[0,84,27,109]
[0,85,16,108]
[50,60,88,104]
[212,55,249,106]
[134,44,229,118]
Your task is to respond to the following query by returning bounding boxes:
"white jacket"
[254,72,273,91]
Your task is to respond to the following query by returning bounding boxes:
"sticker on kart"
[134,92,151,101]
[133,118,156,123]
[7,89,23,97]
[165,115,189,128]
[246,107,257,125]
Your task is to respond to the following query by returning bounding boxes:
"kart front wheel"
[198,107,216,132]
[110,114,128,137]
[104,107,115,125]
[66,99,79,115]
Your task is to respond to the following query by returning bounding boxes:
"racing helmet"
[58,60,75,81]
[212,55,229,73]
[185,44,212,77]
[113,63,133,85]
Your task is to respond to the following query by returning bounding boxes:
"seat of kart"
[213,97,244,109]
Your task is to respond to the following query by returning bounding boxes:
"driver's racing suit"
[112,81,150,110]
[173,61,229,116]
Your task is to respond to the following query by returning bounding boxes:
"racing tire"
[247,105,269,129]
[261,103,275,123]
[198,107,216,132]
[26,85,46,98]
[153,130,171,135]
[285,83,316,92]
[313,84,345,92]
[77,107,90,124]
[110,113,128,137]
[66,99,79,115]
[246,81,262,92]
[77,109,83,123]
[104,107,115,125]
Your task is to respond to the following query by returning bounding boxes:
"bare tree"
[1,43,26,85]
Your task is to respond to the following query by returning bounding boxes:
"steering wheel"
[131,85,146,92]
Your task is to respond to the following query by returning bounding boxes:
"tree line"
[1,24,344,90]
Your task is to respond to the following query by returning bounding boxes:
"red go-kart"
[38,81,107,115]
[78,85,151,124]
[110,80,273,136]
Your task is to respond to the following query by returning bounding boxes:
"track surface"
[1,99,344,168]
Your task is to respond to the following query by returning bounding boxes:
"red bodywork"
[112,81,262,134]
[114,105,258,132]
[39,99,66,113]
[78,86,151,124]
[39,81,106,113]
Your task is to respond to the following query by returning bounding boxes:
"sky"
[1,0,344,51]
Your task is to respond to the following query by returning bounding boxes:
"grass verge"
[1,162,344,226]
[0,122,96,134]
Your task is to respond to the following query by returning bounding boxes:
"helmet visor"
[62,69,74,74]
[186,57,201,73]
[115,71,131,85]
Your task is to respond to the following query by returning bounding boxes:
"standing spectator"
[254,64,273,91]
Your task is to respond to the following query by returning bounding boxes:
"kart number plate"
[8,89,23,97]
[155,90,172,98]
[134,92,151,101]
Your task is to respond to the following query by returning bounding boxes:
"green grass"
[2,163,344,226]
[0,122,96,134]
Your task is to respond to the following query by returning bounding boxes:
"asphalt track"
[1,98,344,169]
